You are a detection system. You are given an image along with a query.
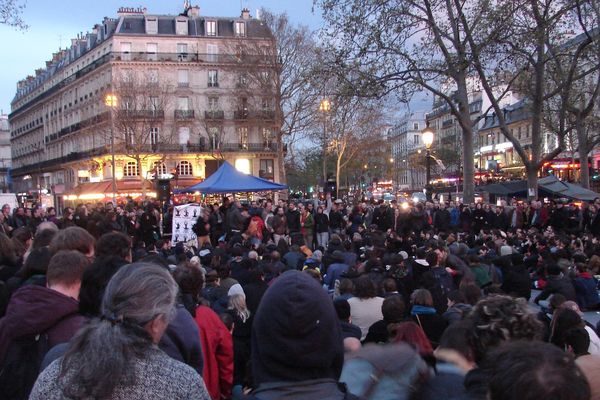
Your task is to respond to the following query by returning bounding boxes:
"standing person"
[329,201,344,235]
[1,205,14,236]
[193,208,211,248]
[472,203,486,234]
[433,202,451,233]
[285,202,301,236]
[300,206,314,250]
[29,262,210,400]
[139,204,159,247]
[271,206,288,246]
[12,207,28,230]
[315,206,330,250]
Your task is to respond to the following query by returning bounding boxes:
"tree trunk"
[577,120,590,189]
[277,131,287,184]
[526,166,538,200]
[139,159,147,200]
[455,73,474,204]
[336,156,341,198]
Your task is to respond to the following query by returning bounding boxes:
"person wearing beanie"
[251,270,352,400]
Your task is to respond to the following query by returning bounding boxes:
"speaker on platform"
[156,179,171,202]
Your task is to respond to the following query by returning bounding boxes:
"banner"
[172,203,203,246]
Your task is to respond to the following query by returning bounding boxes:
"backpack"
[0,333,50,399]
[340,342,430,400]
[431,267,454,296]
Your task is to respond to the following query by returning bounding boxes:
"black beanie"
[251,270,344,385]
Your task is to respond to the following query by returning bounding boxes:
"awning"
[479,175,600,201]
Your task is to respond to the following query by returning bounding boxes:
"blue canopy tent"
[179,161,288,193]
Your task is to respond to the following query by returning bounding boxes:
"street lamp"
[319,98,331,190]
[104,93,118,206]
[422,123,434,201]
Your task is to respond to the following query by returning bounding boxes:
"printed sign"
[172,203,203,246]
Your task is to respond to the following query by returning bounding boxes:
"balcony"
[234,110,249,120]
[220,142,278,152]
[256,110,276,120]
[204,110,224,120]
[117,109,164,119]
[174,110,195,120]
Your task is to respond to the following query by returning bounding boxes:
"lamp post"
[104,93,118,206]
[422,123,434,201]
[319,99,331,190]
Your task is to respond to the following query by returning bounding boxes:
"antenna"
[58,34,62,49]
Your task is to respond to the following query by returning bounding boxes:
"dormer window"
[145,17,158,34]
[176,18,188,35]
[206,20,217,36]
[234,21,246,37]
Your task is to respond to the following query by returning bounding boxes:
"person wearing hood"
[0,250,89,398]
[251,270,355,400]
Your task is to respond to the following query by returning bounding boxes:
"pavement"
[529,289,600,327]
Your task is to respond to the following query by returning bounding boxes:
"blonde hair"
[228,293,250,323]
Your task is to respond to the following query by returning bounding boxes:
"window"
[178,69,189,87]
[238,127,249,149]
[413,122,419,130]
[121,42,131,61]
[261,98,272,110]
[208,126,221,149]
[125,128,135,146]
[208,96,219,110]
[178,127,190,145]
[150,127,160,145]
[145,17,158,34]
[178,160,192,176]
[176,18,188,35]
[208,70,218,87]
[207,44,218,62]
[153,160,166,175]
[149,96,160,110]
[234,21,246,37]
[518,126,522,140]
[178,97,190,110]
[177,43,188,61]
[124,161,138,177]
[206,20,217,36]
[147,68,158,85]
[413,134,419,146]
[259,159,274,180]
[146,43,158,61]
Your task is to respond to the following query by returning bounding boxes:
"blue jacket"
[159,304,204,375]
[573,275,600,309]
[450,208,460,227]
[324,263,349,290]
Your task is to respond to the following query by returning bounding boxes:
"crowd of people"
[0,193,599,399]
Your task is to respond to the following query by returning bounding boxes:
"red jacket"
[194,305,234,400]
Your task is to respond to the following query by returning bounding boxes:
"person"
[227,288,252,390]
[573,263,600,310]
[481,341,590,400]
[29,262,210,400]
[323,250,349,291]
[0,250,90,399]
[300,206,314,250]
[409,288,448,347]
[251,270,353,399]
[173,262,234,400]
[347,276,385,340]
[363,295,405,344]
[333,298,362,341]
[442,290,472,325]
[315,205,330,249]
[48,227,95,258]
[534,263,577,305]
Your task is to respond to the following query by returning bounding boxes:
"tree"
[0,0,28,30]
[459,0,600,196]
[107,71,176,198]
[325,95,387,197]
[317,0,517,203]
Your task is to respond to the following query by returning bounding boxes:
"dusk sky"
[0,0,323,114]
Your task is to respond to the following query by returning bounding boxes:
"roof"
[481,99,531,130]
[180,161,287,194]
[117,15,273,39]
[479,175,600,201]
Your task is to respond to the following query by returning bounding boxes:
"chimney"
[241,8,250,20]
[187,5,200,17]
[35,68,44,77]
[256,9,260,20]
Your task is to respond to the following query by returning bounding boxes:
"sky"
[0,0,323,114]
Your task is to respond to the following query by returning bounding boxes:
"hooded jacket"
[0,285,85,363]
[251,270,345,399]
